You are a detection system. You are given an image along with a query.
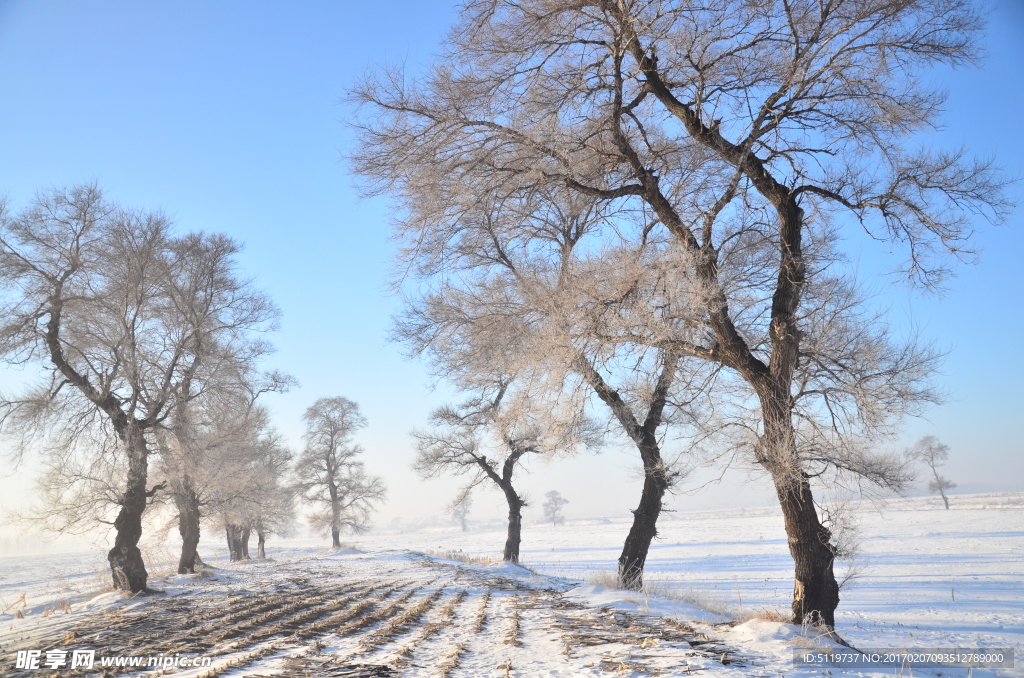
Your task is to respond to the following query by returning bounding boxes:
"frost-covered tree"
[0,185,280,592]
[184,408,294,562]
[352,0,1007,627]
[909,436,956,509]
[248,431,296,558]
[449,493,472,532]
[294,397,385,546]
[390,187,710,587]
[154,234,291,572]
[542,490,569,526]
[414,381,598,563]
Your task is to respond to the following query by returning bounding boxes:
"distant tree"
[185,407,294,562]
[0,185,279,592]
[413,379,598,563]
[910,436,956,509]
[448,492,472,532]
[248,429,296,558]
[294,397,386,546]
[542,491,569,527]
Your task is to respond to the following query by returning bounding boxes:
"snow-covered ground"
[348,491,1024,674]
[356,493,1024,654]
[1,492,1020,676]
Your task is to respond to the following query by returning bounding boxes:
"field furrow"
[2,550,744,678]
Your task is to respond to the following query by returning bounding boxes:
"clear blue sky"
[0,1,1021,534]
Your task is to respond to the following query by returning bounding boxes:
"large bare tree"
[0,185,279,592]
[294,397,386,546]
[352,0,1008,627]
[156,232,289,573]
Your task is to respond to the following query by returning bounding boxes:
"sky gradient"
[0,1,1021,540]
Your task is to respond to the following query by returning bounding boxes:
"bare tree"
[448,492,472,532]
[414,381,598,563]
[390,187,710,587]
[218,424,295,560]
[248,429,296,558]
[156,233,290,573]
[294,397,385,546]
[0,185,280,592]
[159,403,294,564]
[542,490,569,526]
[352,0,1008,627]
[909,436,956,509]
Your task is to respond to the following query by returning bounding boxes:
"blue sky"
[0,1,1021,534]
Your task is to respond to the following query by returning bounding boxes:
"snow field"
[0,492,1020,677]
[344,492,1024,676]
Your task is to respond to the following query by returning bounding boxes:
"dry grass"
[751,609,790,623]
[502,604,522,646]
[790,620,845,649]
[641,579,742,619]
[584,569,790,623]
[139,543,180,578]
[360,587,446,648]
[583,568,622,589]
[470,590,491,633]
[437,641,466,678]
[3,592,28,614]
[425,549,503,566]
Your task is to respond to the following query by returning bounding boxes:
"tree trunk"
[257,529,266,558]
[241,526,251,559]
[759,191,839,628]
[762,404,840,628]
[575,353,676,592]
[617,445,670,590]
[226,524,245,561]
[107,429,151,593]
[328,465,342,547]
[501,486,524,563]
[175,475,201,574]
[774,472,840,628]
[941,491,950,509]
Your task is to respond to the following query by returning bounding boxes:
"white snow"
[0,491,1019,677]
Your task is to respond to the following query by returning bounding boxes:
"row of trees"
[352,0,1008,631]
[167,394,385,565]
[0,187,384,591]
